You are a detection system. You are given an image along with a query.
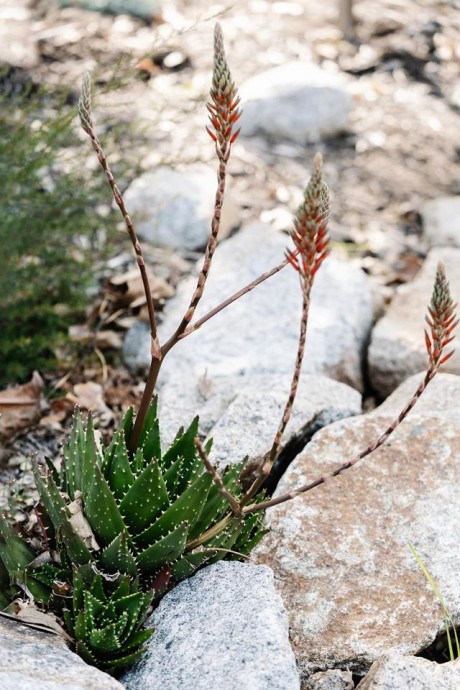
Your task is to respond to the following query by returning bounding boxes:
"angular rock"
[123,167,239,250]
[368,248,460,398]
[255,373,460,684]
[0,617,123,690]
[356,653,460,690]
[121,561,300,690]
[305,669,354,690]
[421,196,460,248]
[158,372,361,467]
[124,224,373,396]
[238,62,352,143]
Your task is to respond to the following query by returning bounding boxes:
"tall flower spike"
[286,152,330,279]
[425,261,458,368]
[242,154,330,506]
[206,23,242,159]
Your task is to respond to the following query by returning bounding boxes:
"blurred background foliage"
[0,79,120,385]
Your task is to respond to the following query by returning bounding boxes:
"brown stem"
[79,95,164,452]
[82,125,160,362]
[178,255,293,342]
[129,140,232,452]
[243,364,438,515]
[194,437,242,516]
[241,276,312,505]
[185,512,233,551]
[129,356,162,452]
[161,152,230,355]
[344,364,437,465]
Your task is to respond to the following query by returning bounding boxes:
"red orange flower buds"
[206,24,242,160]
[286,153,330,281]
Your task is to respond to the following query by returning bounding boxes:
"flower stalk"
[242,153,330,505]
[242,261,458,514]
[78,24,294,452]
[78,74,160,362]
[162,23,242,351]
[78,23,458,529]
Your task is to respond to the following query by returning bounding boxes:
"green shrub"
[0,86,117,385]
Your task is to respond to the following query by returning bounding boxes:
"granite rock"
[0,1,39,70]
[255,373,460,684]
[356,653,460,690]
[421,196,460,248]
[0,617,123,690]
[123,167,239,250]
[305,669,354,690]
[121,561,300,690]
[124,224,373,396]
[158,372,361,467]
[368,248,460,398]
[238,62,352,143]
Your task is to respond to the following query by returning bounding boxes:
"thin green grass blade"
[410,543,458,661]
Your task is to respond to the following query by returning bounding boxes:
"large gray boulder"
[356,653,460,690]
[124,224,373,397]
[254,373,460,685]
[368,248,460,398]
[0,616,123,690]
[158,372,361,467]
[120,561,300,690]
[123,167,239,250]
[238,62,352,143]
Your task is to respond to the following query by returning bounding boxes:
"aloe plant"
[63,571,154,671]
[0,400,264,670]
[40,401,263,581]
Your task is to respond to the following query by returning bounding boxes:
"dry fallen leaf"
[135,57,160,77]
[68,382,113,420]
[0,371,44,442]
[40,396,75,427]
[95,330,123,349]
[108,270,174,310]
[68,492,100,551]
[0,605,72,641]
[68,325,123,350]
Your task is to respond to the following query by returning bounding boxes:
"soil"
[8,0,459,282]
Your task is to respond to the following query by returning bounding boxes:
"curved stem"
[178,256,292,342]
[242,277,312,505]
[162,152,230,355]
[242,365,438,515]
[81,119,160,362]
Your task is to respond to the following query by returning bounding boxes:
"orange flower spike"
[287,152,330,279]
[426,261,458,369]
[208,23,242,157]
